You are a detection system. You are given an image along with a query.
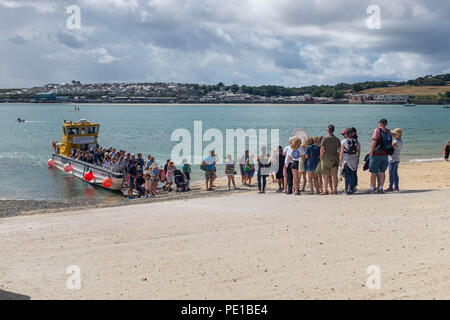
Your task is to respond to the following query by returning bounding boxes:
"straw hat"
[392,128,402,138]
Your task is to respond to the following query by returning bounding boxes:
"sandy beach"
[0,161,449,299]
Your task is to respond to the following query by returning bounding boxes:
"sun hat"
[391,128,402,138]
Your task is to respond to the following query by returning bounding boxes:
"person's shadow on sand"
[0,289,30,300]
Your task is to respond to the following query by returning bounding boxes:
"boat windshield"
[68,127,79,135]
[88,126,97,134]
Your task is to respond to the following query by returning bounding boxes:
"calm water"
[0,103,448,202]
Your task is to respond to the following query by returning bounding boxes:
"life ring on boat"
[102,177,113,188]
[84,171,94,182]
[52,140,57,151]
[47,159,55,167]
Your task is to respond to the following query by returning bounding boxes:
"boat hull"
[52,154,124,191]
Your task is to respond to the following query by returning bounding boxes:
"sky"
[0,0,449,88]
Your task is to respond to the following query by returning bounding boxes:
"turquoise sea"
[0,103,448,202]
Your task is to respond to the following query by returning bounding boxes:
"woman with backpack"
[339,128,360,195]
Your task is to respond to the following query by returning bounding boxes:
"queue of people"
[71,119,450,198]
[200,119,405,195]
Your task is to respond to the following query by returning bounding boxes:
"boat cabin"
[59,119,100,156]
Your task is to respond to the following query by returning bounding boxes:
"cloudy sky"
[1,0,449,88]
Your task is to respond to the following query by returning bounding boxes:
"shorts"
[205,170,214,180]
[276,169,284,179]
[369,155,388,173]
[128,177,135,188]
[321,166,337,176]
[299,159,305,172]
[292,160,299,170]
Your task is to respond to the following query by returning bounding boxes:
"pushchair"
[173,169,190,192]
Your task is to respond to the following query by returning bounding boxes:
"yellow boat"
[50,119,124,191]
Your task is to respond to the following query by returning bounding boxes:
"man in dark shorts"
[368,118,392,193]
[127,160,137,199]
[202,150,216,191]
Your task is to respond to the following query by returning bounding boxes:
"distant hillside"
[362,85,450,96]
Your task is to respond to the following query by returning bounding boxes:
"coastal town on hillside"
[1,74,450,105]
[0,82,412,104]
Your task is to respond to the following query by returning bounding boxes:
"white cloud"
[0,0,449,87]
[0,0,56,13]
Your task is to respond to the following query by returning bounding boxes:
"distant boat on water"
[404,103,416,107]
[443,105,450,109]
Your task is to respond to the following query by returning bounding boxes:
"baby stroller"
[173,169,190,192]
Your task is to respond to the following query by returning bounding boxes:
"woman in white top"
[288,137,303,195]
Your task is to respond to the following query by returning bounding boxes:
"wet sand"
[2,160,450,218]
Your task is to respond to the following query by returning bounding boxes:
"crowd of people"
[70,118,450,199]
[70,146,192,200]
[200,118,405,195]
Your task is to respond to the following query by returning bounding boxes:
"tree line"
[191,73,449,98]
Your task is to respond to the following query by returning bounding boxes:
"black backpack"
[345,138,358,155]
[374,129,394,155]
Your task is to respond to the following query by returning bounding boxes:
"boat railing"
[53,153,124,178]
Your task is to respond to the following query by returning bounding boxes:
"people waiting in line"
[70,120,410,198]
